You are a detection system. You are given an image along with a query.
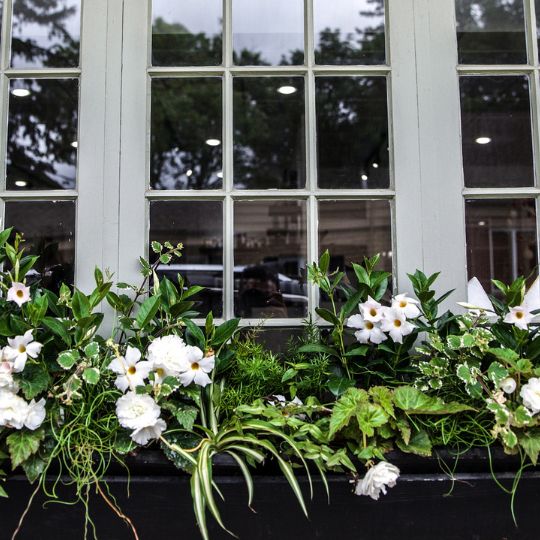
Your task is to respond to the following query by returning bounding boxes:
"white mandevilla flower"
[355,461,400,500]
[4,330,43,373]
[25,398,46,430]
[147,335,187,379]
[178,346,215,388]
[116,391,162,431]
[391,293,420,319]
[108,346,152,392]
[520,377,540,414]
[0,361,18,392]
[380,309,415,344]
[347,314,387,345]
[458,277,496,316]
[0,390,29,429]
[131,418,167,445]
[359,296,384,323]
[7,282,31,307]
[503,306,533,331]
[500,377,517,394]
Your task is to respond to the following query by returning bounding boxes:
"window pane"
[7,78,78,190]
[234,200,307,318]
[232,0,304,66]
[459,76,533,188]
[319,199,392,309]
[152,0,222,66]
[314,0,385,65]
[466,199,537,293]
[150,78,222,190]
[4,201,76,291]
[316,76,389,189]
[11,0,81,68]
[455,0,527,64]
[233,77,305,189]
[149,201,223,317]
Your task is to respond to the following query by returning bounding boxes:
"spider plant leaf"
[226,450,255,510]
[225,444,265,464]
[191,469,209,540]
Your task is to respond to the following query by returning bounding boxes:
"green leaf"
[0,484,7,498]
[71,291,91,320]
[212,318,240,346]
[344,346,369,357]
[84,341,99,358]
[298,343,338,357]
[135,295,161,330]
[396,429,432,457]
[281,368,297,383]
[42,317,71,346]
[393,386,474,415]
[82,367,100,385]
[329,388,368,438]
[184,319,205,348]
[21,454,47,483]
[7,429,44,469]
[489,347,519,365]
[487,362,508,386]
[18,364,50,400]
[369,386,395,418]
[175,405,199,431]
[57,349,80,370]
[151,241,162,253]
[519,430,540,464]
[327,375,355,397]
[315,307,340,325]
[356,403,389,437]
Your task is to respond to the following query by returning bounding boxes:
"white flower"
[4,330,43,373]
[25,398,46,430]
[147,335,187,378]
[391,293,420,319]
[108,346,152,392]
[131,418,167,445]
[520,378,540,414]
[0,362,18,392]
[500,377,517,394]
[178,346,214,387]
[347,314,387,345]
[7,282,31,307]
[355,461,400,500]
[359,296,384,323]
[269,395,303,407]
[116,391,162,431]
[503,306,533,331]
[458,277,495,315]
[380,309,415,344]
[0,390,29,429]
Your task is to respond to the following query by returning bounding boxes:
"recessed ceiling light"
[372,162,379,169]
[361,174,368,181]
[277,85,297,95]
[186,169,193,177]
[11,88,30,97]
[14,180,27,187]
[71,141,78,148]
[205,138,221,146]
[475,137,491,145]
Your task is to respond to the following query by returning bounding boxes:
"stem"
[11,483,40,540]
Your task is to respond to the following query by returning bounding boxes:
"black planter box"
[1,449,539,540]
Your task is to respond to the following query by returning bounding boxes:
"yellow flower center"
[365,321,374,330]
[191,362,200,371]
[399,301,407,308]
[127,366,136,375]
[16,290,24,298]
[18,345,26,353]
[516,311,524,319]
[369,308,377,317]
[393,320,402,328]
[155,368,165,378]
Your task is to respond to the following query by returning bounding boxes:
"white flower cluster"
[0,330,46,431]
[346,294,420,345]
[354,461,400,500]
[110,336,215,446]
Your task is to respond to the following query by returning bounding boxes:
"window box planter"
[1,448,538,540]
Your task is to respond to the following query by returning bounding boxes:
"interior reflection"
[11,0,80,68]
[7,78,79,190]
[234,201,307,318]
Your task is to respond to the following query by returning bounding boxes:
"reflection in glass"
[149,201,223,317]
[314,0,385,65]
[455,0,527,64]
[152,0,222,66]
[4,201,75,291]
[233,77,305,189]
[316,76,389,189]
[318,199,392,308]
[151,78,222,190]
[234,200,307,318]
[7,78,78,190]
[232,0,304,66]
[459,76,533,188]
[11,0,80,68]
[466,199,537,294]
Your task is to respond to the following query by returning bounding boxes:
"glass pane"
[234,200,307,318]
[149,201,223,317]
[232,0,304,66]
[455,0,526,64]
[233,77,305,189]
[7,78,79,190]
[150,78,222,190]
[152,0,222,66]
[4,201,75,291]
[314,0,385,65]
[316,76,389,189]
[459,76,533,188]
[11,0,81,68]
[466,199,537,293]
